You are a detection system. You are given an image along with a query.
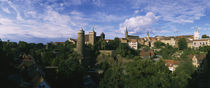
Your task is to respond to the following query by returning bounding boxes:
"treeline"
[0,38,210,88]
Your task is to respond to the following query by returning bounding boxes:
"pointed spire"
[125,26,128,32]
[196,26,199,32]
[92,26,95,32]
[79,27,84,33]
[80,27,83,31]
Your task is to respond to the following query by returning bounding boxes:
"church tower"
[194,26,200,40]
[147,32,150,41]
[125,27,128,39]
[89,27,96,45]
[77,28,85,57]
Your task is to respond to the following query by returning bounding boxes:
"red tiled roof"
[164,60,179,67]
[129,39,137,42]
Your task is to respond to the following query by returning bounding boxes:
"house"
[128,39,138,50]
[193,38,210,48]
[140,49,155,58]
[164,60,179,72]
[105,39,113,43]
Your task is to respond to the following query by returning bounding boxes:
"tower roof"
[195,26,199,32]
[125,27,128,32]
[92,26,95,32]
[79,27,84,33]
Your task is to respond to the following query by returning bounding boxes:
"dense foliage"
[202,34,210,38]
[156,44,178,59]
[154,41,165,48]
[1,38,210,88]
[178,38,188,50]
[99,59,197,88]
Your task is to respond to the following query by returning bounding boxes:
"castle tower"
[194,26,200,40]
[89,27,96,45]
[125,27,128,39]
[77,28,85,57]
[100,32,105,40]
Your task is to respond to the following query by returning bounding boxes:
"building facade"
[128,39,138,50]
[193,39,210,48]
[192,27,210,48]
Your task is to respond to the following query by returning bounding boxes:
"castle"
[75,28,105,57]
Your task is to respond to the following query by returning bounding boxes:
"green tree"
[57,58,85,88]
[116,43,137,58]
[202,34,210,38]
[154,41,165,48]
[157,44,177,59]
[199,46,210,52]
[124,59,172,88]
[99,64,124,88]
[172,60,196,88]
[107,37,121,50]
[101,40,108,50]
[178,38,187,50]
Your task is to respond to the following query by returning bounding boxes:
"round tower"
[77,28,85,57]
[125,27,128,39]
[100,32,105,40]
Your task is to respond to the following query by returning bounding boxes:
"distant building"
[193,38,210,48]
[128,39,138,50]
[76,28,106,59]
[105,39,113,43]
[192,27,210,48]
[194,27,201,40]
[160,37,176,47]
[76,28,85,58]
[120,27,140,50]
[85,28,105,45]
[164,60,179,72]
[54,42,65,45]
[140,49,155,58]
[125,27,139,39]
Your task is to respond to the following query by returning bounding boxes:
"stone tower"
[100,32,105,40]
[89,27,96,45]
[194,26,200,40]
[77,28,85,57]
[125,27,128,39]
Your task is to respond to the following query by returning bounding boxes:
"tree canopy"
[178,38,187,50]
[202,34,210,38]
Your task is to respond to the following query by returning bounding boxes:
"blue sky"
[0,0,210,43]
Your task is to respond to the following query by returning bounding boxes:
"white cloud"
[25,11,37,18]
[92,12,126,22]
[0,5,78,40]
[119,12,160,34]
[1,8,10,14]
[134,10,139,14]
[92,0,104,7]
[7,0,23,21]
[129,0,210,23]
